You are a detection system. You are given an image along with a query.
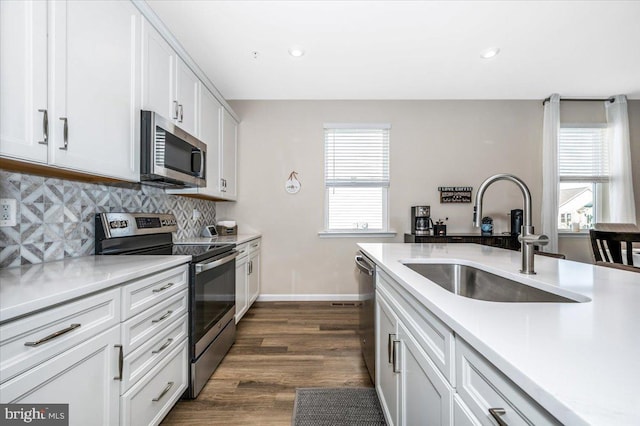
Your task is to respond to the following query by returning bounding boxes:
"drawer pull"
[152,338,173,354]
[24,323,81,346]
[152,310,173,323]
[488,408,508,426]
[114,344,123,381]
[251,243,259,248]
[387,333,396,364]
[392,340,401,373]
[152,381,174,402]
[152,282,175,293]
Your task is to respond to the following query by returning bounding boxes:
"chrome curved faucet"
[473,174,548,274]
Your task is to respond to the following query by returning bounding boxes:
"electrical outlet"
[192,209,201,220]
[0,198,17,227]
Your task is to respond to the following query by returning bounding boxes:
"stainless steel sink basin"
[404,263,577,303]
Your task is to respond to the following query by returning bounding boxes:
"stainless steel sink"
[404,263,577,303]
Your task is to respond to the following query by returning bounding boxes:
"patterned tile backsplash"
[0,169,217,269]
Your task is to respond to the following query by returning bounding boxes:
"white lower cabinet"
[376,284,452,426]
[0,326,121,426]
[235,243,249,323]
[120,341,188,426]
[0,263,190,426]
[374,268,560,426]
[235,238,261,323]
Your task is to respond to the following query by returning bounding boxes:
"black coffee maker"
[411,206,434,236]
[510,209,523,235]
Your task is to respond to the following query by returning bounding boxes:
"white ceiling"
[146,0,640,100]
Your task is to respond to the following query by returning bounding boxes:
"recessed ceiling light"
[288,47,305,57]
[480,47,500,59]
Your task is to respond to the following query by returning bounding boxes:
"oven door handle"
[195,250,239,274]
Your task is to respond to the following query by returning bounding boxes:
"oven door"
[191,250,238,358]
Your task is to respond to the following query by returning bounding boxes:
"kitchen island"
[358,242,640,425]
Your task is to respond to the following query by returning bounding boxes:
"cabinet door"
[0,0,48,163]
[220,109,238,199]
[49,0,140,181]
[454,395,482,426]
[141,19,176,121]
[0,326,120,426]
[235,253,249,323]
[376,293,399,426]
[248,250,261,305]
[199,88,222,196]
[175,59,199,136]
[398,322,452,426]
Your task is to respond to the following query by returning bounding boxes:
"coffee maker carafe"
[411,206,434,236]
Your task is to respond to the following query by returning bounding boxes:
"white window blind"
[558,126,609,182]
[324,124,390,232]
[324,125,390,187]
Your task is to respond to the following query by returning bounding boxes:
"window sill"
[318,230,397,238]
[558,231,589,238]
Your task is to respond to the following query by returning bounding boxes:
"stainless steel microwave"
[140,110,207,188]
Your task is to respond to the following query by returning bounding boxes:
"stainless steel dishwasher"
[355,251,375,383]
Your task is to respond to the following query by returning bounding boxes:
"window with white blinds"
[324,124,390,232]
[557,125,609,230]
[558,126,609,183]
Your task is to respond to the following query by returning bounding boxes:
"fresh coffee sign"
[438,186,472,203]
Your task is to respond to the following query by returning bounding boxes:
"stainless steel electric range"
[95,212,237,398]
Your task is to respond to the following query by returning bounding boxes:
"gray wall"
[0,170,217,268]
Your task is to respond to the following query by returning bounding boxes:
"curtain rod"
[542,97,615,105]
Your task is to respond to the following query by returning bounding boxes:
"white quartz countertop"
[0,255,191,324]
[174,232,261,245]
[358,243,640,426]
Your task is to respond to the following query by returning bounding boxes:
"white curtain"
[605,95,636,223]
[541,94,560,253]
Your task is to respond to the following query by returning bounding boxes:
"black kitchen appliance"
[511,209,524,235]
[411,206,433,236]
[95,212,237,399]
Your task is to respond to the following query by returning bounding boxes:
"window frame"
[320,123,395,237]
[557,123,608,233]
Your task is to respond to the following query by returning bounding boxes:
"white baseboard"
[256,293,363,302]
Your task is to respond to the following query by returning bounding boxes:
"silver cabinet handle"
[251,243,259,249]
[387,333,395,364]
[178,104,183,122]
[392,339,401,373]
[59,117,68,150]
[488,408,508,426]
[152,282,174,293]
[173,100,179,119]
[152,338,173,354]
[152,381,174,402]
[113,344,123,381]
[24,323,81,346]
[38,109,48,145]
[152,310,173,323]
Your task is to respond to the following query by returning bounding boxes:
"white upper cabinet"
[1,0,140,182]
[220,109,238,199]
[141,20,199,137]
[200,88,222,194]
[0,0,48,163]
[48,0,141,182]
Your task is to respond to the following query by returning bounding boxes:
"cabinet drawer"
[120,340,188,426]
[377,270,455,384]
[455,338,560,426]
[121,290,188,353]
[121,265,188,320]
[235,242,249,260]
[121,313,188,393]
[0,288,120,384]
[248,238,261,253]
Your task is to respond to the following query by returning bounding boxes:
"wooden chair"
[589,230,640,267]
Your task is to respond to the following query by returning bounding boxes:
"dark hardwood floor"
[162,301,372,425]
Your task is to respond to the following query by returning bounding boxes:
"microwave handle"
[200,151,205,178]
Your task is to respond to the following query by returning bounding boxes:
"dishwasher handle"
[355,255,375,275]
